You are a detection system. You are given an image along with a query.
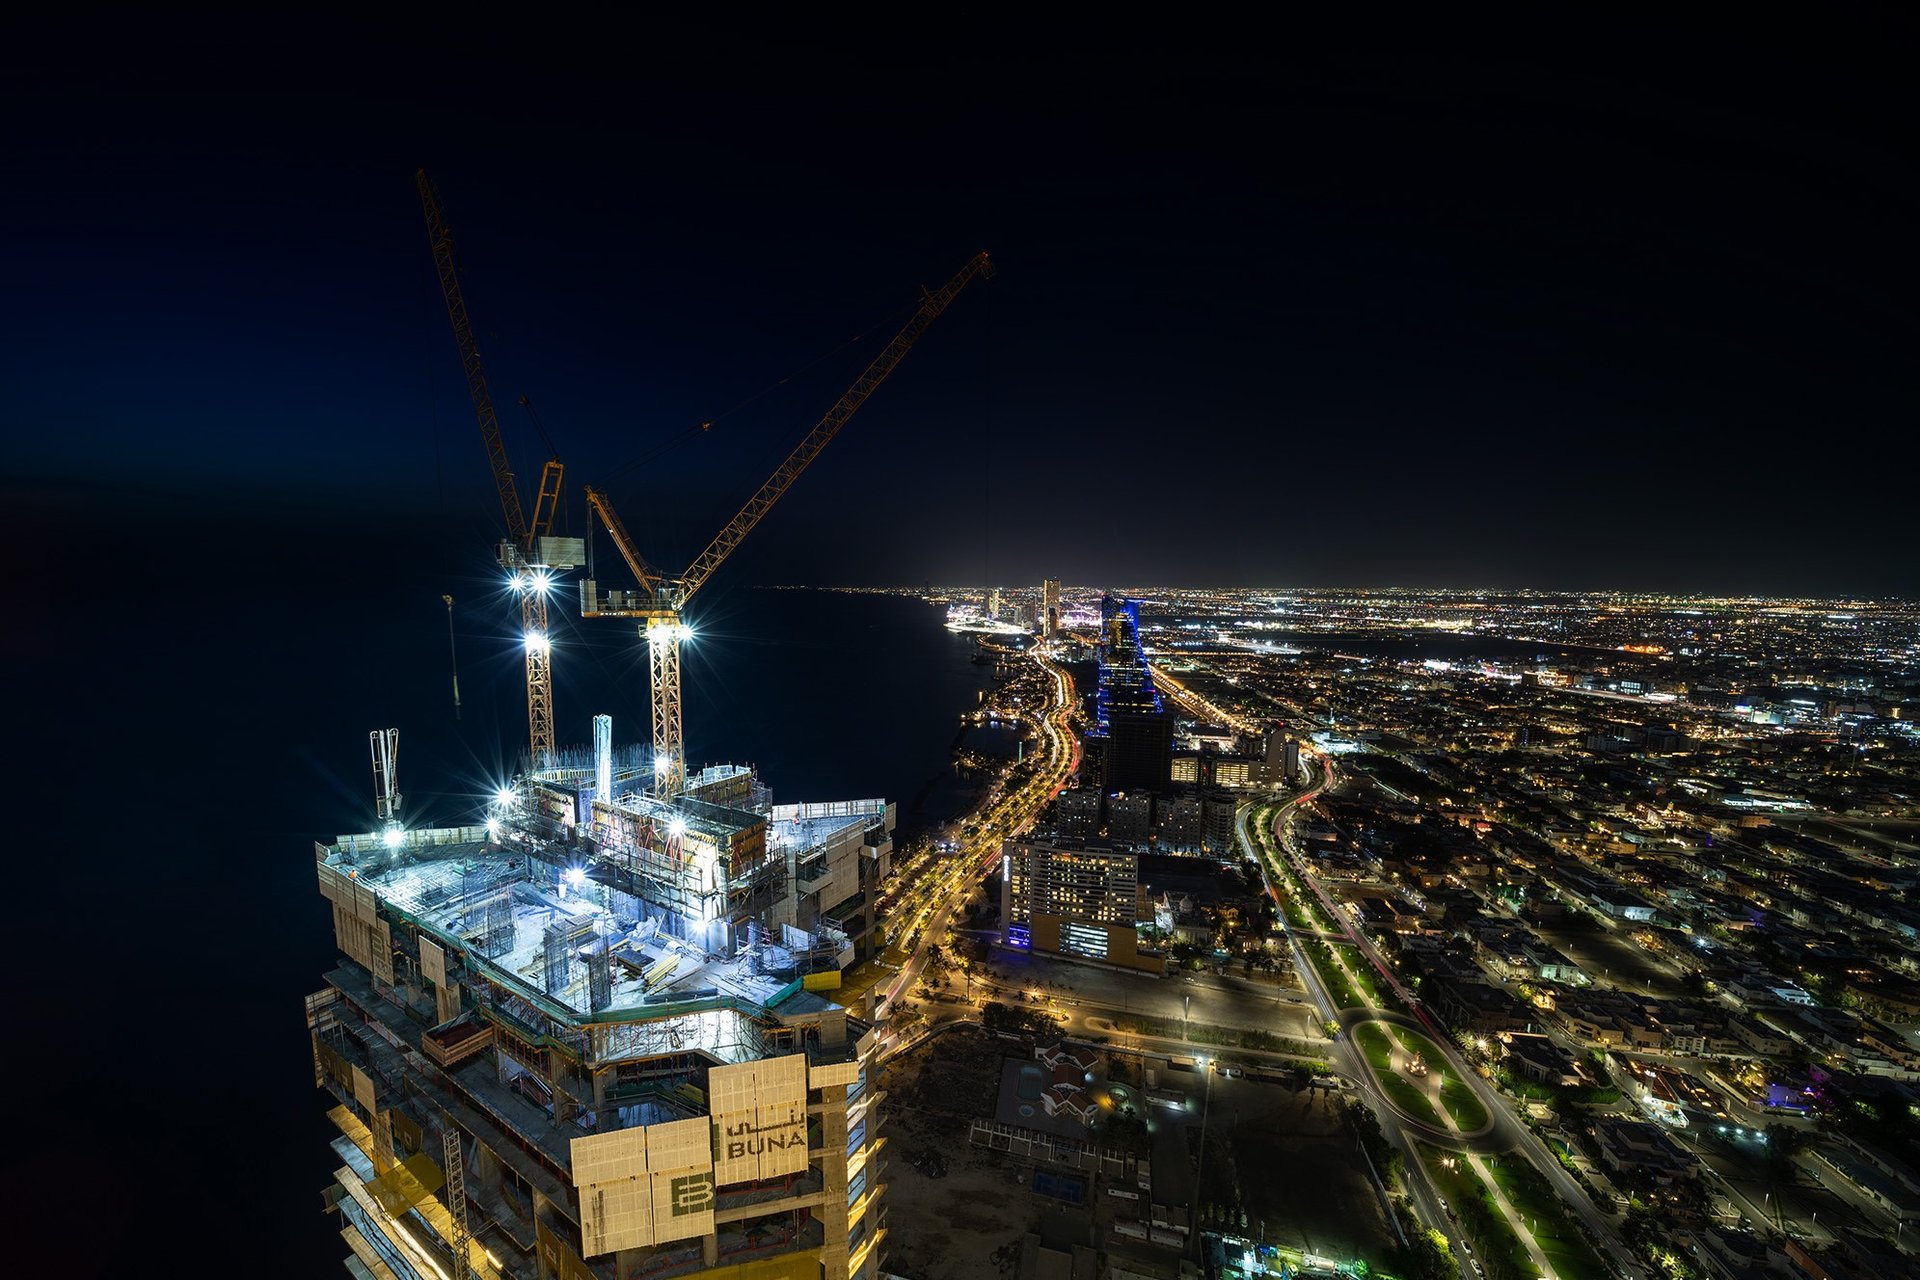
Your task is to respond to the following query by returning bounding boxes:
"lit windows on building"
[1062,922,1110,959]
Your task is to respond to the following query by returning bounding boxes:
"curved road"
[875,651,1076,1054]
[1251,758,1645,1280]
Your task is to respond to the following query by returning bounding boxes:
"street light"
[1189,1056,1215,1261]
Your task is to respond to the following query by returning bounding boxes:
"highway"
[1235,782,1465,1257]
[1256,755,1647,1280]
[873,648,1077,1052]
[872,642,1640,1276]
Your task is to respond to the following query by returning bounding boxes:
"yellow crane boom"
[582,252,992,797]
[419,170,532,549]
[583,485,664,596]
[678,251,992,603]
[417,170,581,769]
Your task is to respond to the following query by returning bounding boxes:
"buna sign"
[718,1106,806,1160]
[709,1055,811,1183]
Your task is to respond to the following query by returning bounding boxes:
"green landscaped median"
[1483,1153,1613,1280]
[1417,1143,1535,1280]
[1345,954,1409,1014]
[1378,1026,1488,1132]
[1440,1073,1489,1132]
[1250,808,1339,934]
[1355,1022,1393,1073]
[1380,1073,1443,1127]
[1354,1021,1442,1126]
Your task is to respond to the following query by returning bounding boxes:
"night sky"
[9,16,1918,600]
[2,17,1916,1275]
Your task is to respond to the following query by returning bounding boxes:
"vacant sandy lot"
[881,1027,1397,1275]
[1172,1069,1398,1264]
[884,1148,1041,1280]
[881,1026,1052,1280]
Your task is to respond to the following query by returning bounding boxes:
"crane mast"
[370,728,402,845]
[417,170,581,770]
[582,252,992,799]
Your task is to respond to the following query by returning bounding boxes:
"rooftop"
[320,835,856,1062]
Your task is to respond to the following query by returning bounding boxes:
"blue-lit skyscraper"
[1089,595,1172,792]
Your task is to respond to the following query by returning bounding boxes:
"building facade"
[311,752,891,1280]
[1000,837,1161,973]
[1086,595,1172,792]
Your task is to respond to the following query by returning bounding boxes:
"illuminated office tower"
[999,837,1160,973]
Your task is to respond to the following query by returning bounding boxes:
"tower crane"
[581,252,992,799]
[417,170,584,770]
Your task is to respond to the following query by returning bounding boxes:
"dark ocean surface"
[21,557,995,1274]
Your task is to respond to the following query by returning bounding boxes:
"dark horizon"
[24,476,1918,604]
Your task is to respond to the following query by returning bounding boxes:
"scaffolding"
[582,787,786,962]
[589,1006,772,1065]
[519,740,651,782]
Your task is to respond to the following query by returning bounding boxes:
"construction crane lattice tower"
[417,170,578,770]
[584,252,992,799]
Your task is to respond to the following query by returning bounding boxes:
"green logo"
[670,1172,715,1216]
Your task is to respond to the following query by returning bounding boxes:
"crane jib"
[580,250,989,800]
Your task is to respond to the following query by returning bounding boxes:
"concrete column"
[820,1083,851,1279]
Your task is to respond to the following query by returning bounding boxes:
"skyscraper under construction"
[308,729,894,1280]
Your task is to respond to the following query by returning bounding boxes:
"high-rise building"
[1092,595,1158,733]
[1041,579,1061,639]
[1106,708,1173,792]
[309,746,892,1280]
[1154,788,1237,855]
[1054,787,1102,839]
[1201,789,1239,853]
[1086,594,1172,792]
[1106,791,1153,846]
[1000,837,1160,972]
[772,799,895,964]
[1157,794,1205,852]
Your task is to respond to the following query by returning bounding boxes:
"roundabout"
[1338,1006,1502,1151]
